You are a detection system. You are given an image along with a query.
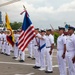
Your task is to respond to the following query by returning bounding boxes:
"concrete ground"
[0,49,68,75]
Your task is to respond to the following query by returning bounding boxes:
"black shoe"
[19,60,24,62]
[27,56,31,58]
[12,57,17,59]
[6,54,10,56]
[45,71,53,73]
[33,66,40,69]
[1,52,4,54]
[32,58,35,60]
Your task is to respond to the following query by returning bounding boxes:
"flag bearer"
[5,30,11,56]
[57,27,67,75]
[15,31,25,62]
[45,29,54,73]
[66,26,75,75]
[33,28,41,69]
[13,30,18,59]
[37,29,46,71]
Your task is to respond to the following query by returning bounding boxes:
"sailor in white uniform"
[15,31,25,62]
[33,28,41,69]
[0,32,1,50]
[66,26,75,75]
[57,27,67,75]
[45,29,54,73]
[37,29,46,71]
[0,31,3,52]
[1,31,7,54]
[5,30,11,56]
[13,31,18,59]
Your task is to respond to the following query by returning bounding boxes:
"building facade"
[0,11,3,25]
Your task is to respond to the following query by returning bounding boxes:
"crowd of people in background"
[0,26,75,75]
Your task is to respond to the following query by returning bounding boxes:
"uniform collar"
[60,34,64,36]
[70,33,74,37]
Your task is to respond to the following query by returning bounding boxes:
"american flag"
[18,11,35,51]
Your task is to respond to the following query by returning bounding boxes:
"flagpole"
[19,5,27,30]
[50,24,54,31]
[23,5,26,11]
[20,5,27,15]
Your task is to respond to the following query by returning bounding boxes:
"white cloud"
[0,0,75,29]
[57,0,75,12]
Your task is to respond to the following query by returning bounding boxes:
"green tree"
[10,22,22,30]
[54,31,59,45]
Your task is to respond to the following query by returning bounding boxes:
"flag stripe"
[19,31,24,39]
[22,34,35,51]
[18,32,24,45]
[24,27,34,41]
[18,25,34,44]
[24,30,35,43]
[18,27,35,50]
[18,11,35,51]
[21,32,35,51]
[25,25,34,35]
[19,30,35,50]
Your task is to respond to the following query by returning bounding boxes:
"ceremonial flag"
[5,13,14,46]
[65,24,69,29]
[18,11,35,51]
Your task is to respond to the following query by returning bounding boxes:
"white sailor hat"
[68,25,75,30]
[58,26,65,31]
[40,29,45,32]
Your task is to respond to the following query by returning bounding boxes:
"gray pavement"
[0,49,66,75]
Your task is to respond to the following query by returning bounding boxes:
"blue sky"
[0,0,75,29]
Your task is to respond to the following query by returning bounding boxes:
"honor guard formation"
[0,25,75,75]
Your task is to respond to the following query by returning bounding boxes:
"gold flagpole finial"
[23,5,26,10]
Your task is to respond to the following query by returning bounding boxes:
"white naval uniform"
[9,44,13,51]
[2,33,6,54]
[39,35,46,70]
[14,34,19,58]
[6,35,11,55]
[66,34,75,75]
[28,40,33,58]
[0,33,3,50]
[34,33,41,67]
[18,50,25,61]
[57,34,67,75]
[32,39,35,58]
[45,34,54,72]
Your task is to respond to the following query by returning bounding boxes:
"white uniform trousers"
[32,44,35,58]
[6,44,11,55]
[57,50,67,75]
[14,44,19,58]
[9,44,12,51]
[0,41,2,49]
[34,46,41,67]
[45,48,53,71]
[40,48,45,69]
[28,44,32,58]
[66,51,75,75]
[19,50,25,61]
[2,42,6,53]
